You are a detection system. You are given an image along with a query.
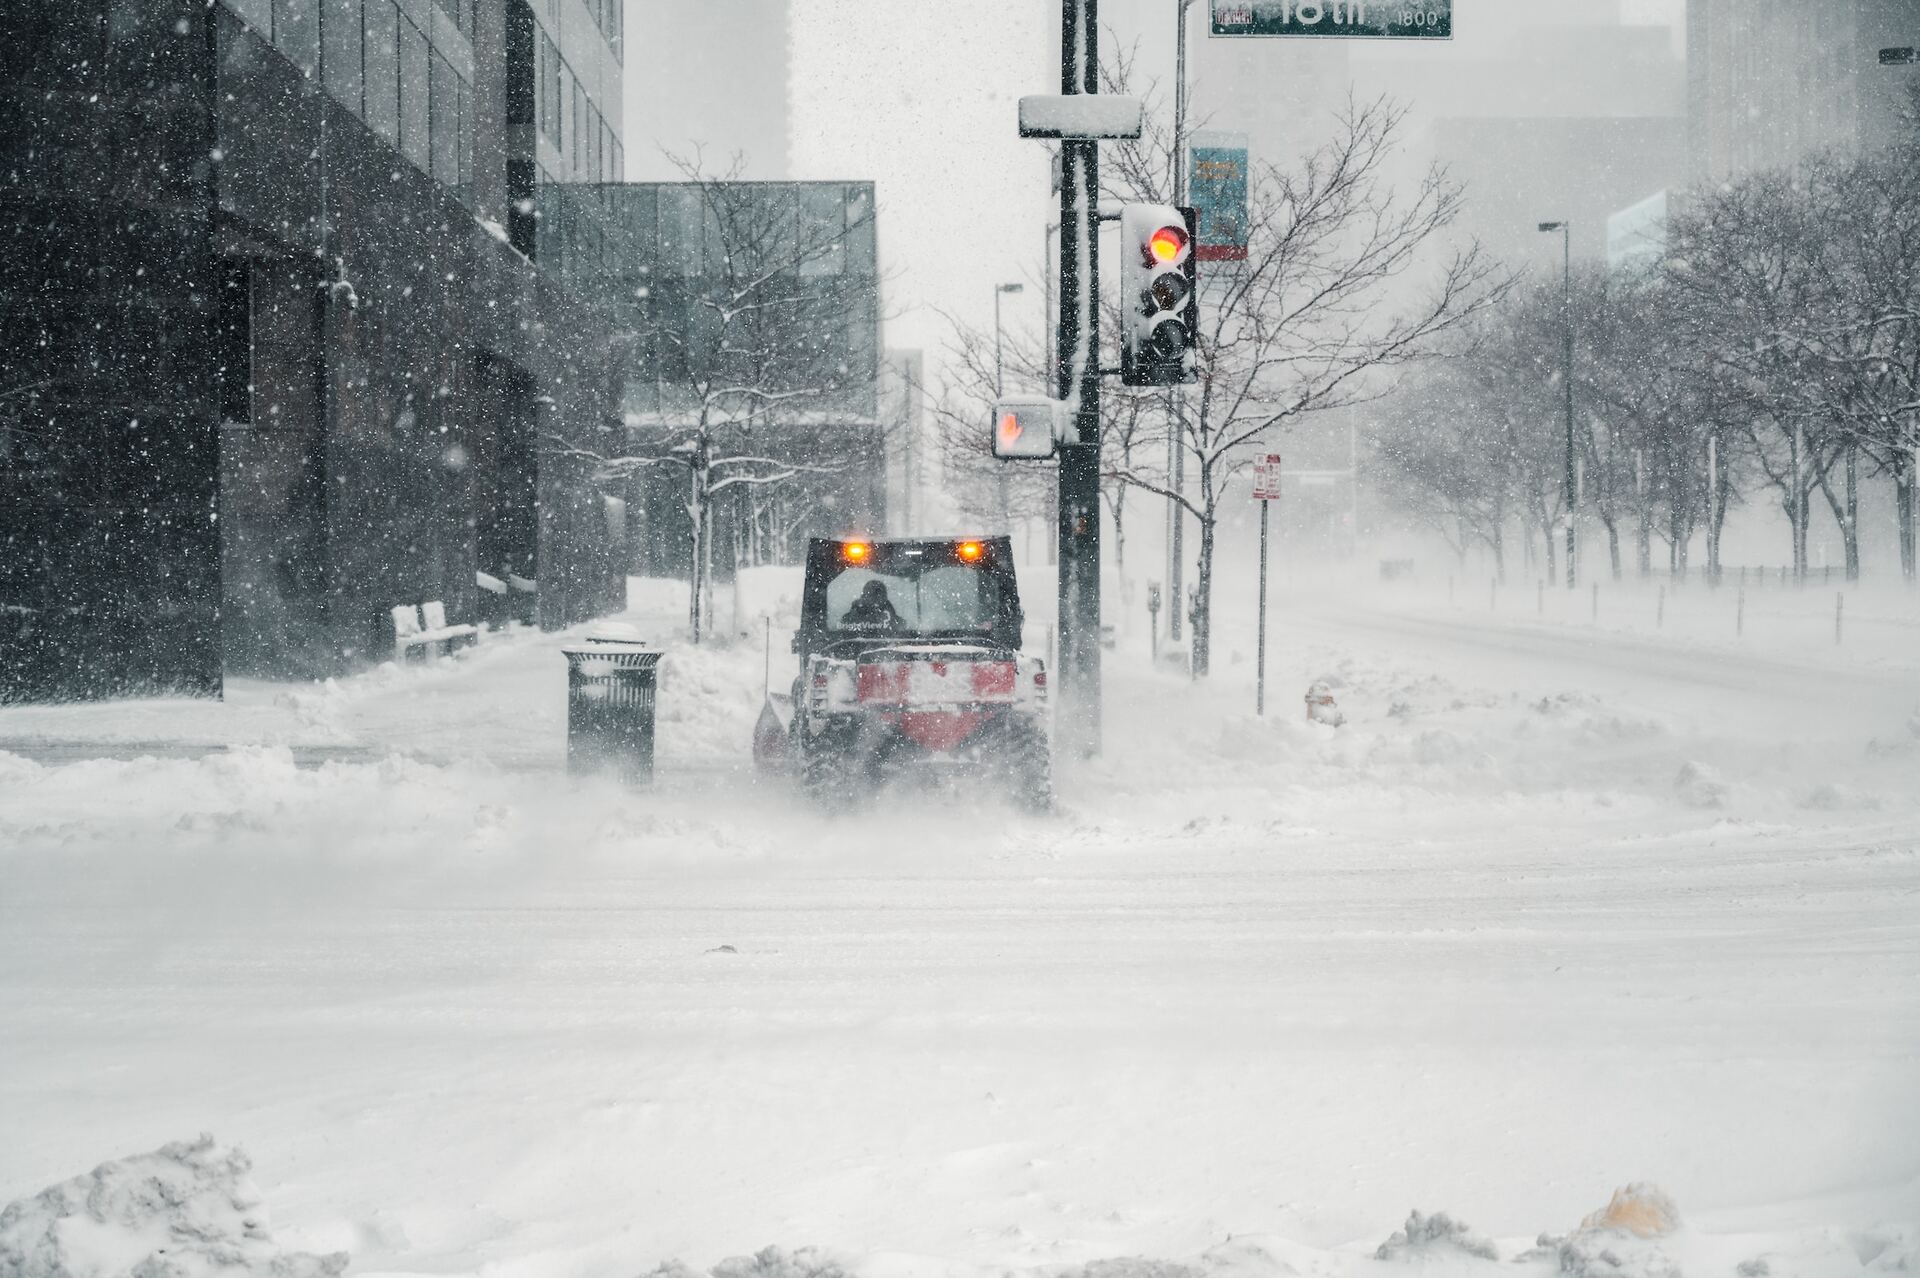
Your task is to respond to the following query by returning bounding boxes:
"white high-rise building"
[1687,0,1920,186]
[624,0,793,179]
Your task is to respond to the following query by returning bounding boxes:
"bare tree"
[1374,366,1519,575]
[1666,168,1848,581]
[1378,133,1920,585]
[1810,147,1920,581]
[1104,96,1507,675]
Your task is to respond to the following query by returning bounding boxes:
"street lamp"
[1168,0,1198,641]
[1044,222,1059,378]
[993,282,1024,538]
[1539,220,1576,589]
[1152,0,1198,640]
[993,282,1024,396]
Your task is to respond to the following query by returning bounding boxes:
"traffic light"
[1120,204,1198,388]
[992,396,1060,460]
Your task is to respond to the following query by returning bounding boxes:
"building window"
[572,75,585,174]
[398,12,429,171]
[505,0,539,256]
[272,0,319,76]
[216,261,253,425]
[579,0,620,62]
[430,0,474,41]
[364,0,398,143]
[457,76,473,197]
[321,0,363,114]
[538,34,562,151]
[430,49,458,186]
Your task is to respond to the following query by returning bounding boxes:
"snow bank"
[630,1196,1905,1278]
[657,638,771,761]
[1580,1183,1682,1238]
[0,1136,345,1278]
[1373,1210,1498,1262]
[1546,1184,1685,1278]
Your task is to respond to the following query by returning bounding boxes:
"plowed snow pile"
[631,1190,1914,1278]
[0,1136,344,1278]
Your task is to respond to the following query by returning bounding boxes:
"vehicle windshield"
[823,557,1003,635]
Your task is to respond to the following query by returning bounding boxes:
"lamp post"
[1043,223,1058,376]
[1538,220,1576,589]
[1166,0,1198,642]
[994,282,1024,541]
[1879,46,1918,582]
[993,282,1024,396]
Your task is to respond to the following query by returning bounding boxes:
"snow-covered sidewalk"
[2,572,1916,1278]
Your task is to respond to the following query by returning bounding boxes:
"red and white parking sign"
[1252,453,1283,501]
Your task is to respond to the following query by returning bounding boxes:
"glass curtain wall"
[591,183,881,423]
[221,0,623,266]
[534,24,624,187]
[223,0,478,206]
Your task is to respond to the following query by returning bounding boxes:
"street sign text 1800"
[1212,1,1452,39]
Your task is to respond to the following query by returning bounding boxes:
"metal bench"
[390,601,480,661]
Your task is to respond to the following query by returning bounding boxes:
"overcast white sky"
[787,2,1063,379]
[663,0,1690,384]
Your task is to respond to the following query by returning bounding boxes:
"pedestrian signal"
[992,396,1060,460]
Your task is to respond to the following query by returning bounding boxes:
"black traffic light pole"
[1056,0,1103,759]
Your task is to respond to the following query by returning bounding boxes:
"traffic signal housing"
[1120,204,1198,388]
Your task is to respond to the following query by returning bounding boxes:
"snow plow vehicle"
[753,535,1052,811]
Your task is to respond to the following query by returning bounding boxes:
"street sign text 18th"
[1211,1,1452,39]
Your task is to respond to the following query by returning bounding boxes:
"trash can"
[561,638,662,784]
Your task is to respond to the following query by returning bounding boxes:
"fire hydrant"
[1305,680,1346,727]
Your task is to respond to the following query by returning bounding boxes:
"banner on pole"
[1211,2,1453,40]
[1252,453,1284,500]
[1189,131,1249,263]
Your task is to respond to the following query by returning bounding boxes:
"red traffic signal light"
[1146,225,1189,265]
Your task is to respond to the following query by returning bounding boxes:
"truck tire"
[1004,718,1053,814]
[800,725,865,806]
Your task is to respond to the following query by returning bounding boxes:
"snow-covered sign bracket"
[1018,95,1145,140]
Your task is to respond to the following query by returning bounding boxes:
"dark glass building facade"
[1,0,630,700]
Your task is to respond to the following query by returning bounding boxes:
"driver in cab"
[843,579,903,628]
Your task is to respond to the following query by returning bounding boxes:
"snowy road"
[3,577,1917,1277]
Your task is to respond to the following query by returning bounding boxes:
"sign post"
[1252,453,1283,715]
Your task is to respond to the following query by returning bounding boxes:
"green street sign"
[1211,1,1452,39]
